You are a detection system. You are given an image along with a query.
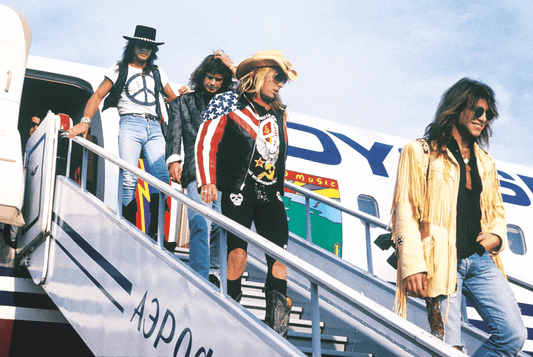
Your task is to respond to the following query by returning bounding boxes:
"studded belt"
[122,113,159,120]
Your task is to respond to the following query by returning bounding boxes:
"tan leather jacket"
[390,139,507,316]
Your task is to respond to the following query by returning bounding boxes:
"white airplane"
[1,4,532,356]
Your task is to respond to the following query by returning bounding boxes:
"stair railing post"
[117,168,124,215]
[305,196,312,243]
[65,137,72,180]
[157,191,164,249]
[81,146,88,192]
[220,229,228,296]
[365,221,374,275]
[311,281,321,357]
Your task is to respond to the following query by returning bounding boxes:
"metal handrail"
[285,181,389,275]
[508,274,533,292]
[284,182,533,296]
[285,181,388,229]
[64,134,468,357]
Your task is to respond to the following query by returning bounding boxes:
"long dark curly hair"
[424,77,498,153]
[189,53,235,92]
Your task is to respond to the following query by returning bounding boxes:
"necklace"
[459,146,470,164]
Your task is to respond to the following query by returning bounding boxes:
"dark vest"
[102,64,165,119]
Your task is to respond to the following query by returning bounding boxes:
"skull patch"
[230,193,244,207]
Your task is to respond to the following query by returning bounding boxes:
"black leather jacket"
[165,92,208,188]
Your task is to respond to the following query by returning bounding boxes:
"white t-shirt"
[105,64,169,116]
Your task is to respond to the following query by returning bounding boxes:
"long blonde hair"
[237,67,286,119]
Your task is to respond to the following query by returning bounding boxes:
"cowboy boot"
[264,290,292,338]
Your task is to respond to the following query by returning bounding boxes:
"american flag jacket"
[194,91,288,194]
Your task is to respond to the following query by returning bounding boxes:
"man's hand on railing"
[168,162,182,184]
[200,184,218,204]
[67,122,89,139]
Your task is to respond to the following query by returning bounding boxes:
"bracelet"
[80,117,91,125]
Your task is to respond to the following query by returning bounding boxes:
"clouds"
[6,0,533,167]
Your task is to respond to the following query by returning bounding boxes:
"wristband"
[80,117,91,125]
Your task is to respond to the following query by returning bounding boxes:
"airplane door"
[18,112,67,284]
[0,5,31,226]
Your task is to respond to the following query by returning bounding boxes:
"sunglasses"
[31,122,40,128]
[474,106,495,121]
[135,42,155,51]
[273,71,288,85]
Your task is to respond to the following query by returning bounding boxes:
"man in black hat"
[165,51,236,283]
[68,25,188,239]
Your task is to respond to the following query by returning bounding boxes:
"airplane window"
[357,195,379,227]
[506,224,526,255]
[357,195,379,218]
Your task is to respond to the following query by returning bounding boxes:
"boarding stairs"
[241,274,358,357]
[14,113,531,357]
[176,253,360,357]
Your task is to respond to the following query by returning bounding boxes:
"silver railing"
[284,181,388,276]
[284,181,533,295]
[63,134,470,357]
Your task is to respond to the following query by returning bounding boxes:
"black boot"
[227,278,243,302]
[148,193,160,240]
[148,193,177,251]
[122,200,137,226]
[264,290,292,338]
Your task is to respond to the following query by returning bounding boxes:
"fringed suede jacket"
[390,139,507,317]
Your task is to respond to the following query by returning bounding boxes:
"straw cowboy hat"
[236,50,298,81]
[123,25,164,46]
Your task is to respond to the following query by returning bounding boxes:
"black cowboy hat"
[123,25,164,46]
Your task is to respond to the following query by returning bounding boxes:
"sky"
[5,0,533,167]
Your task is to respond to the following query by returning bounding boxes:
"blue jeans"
[186,180,221,279]
[118,115,169,205]
[440,251,526,356]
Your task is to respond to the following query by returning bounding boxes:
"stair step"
[242,280,264,289]
[288,318,325,334]
[241,299,304,313]
[241,297,303,314]
[239,271,358,355]
[299,347,371,357]
[244,308,321,333]
[242,287,268,299]
[288,331,348,351]
[247,308,304,322]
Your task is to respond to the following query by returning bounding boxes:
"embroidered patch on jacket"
[397,235,403,246]
[230,193,244,207]
[416,138,429,154]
